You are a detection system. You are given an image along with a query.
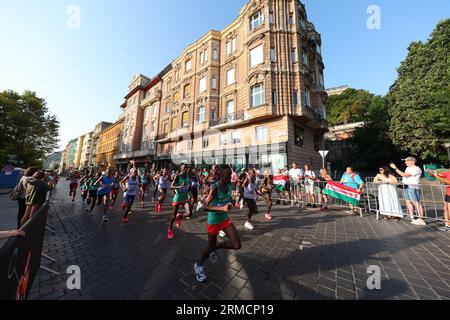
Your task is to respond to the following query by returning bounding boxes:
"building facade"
[43,151,62,171]
[326,85,349,97]
[90,122,113,168]
[66,139,78,171]
[97,118,124,170]
[113,0,328,173]
[79,132,94,170]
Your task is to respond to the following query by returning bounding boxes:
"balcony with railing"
[209,111,245,129]
[141,89,162,108]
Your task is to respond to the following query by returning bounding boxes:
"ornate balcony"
[141,89,162,108]
[209,111,245,128]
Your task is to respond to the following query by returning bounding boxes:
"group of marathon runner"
[64,162,327,282]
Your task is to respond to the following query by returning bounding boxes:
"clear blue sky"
[0,0,448,149]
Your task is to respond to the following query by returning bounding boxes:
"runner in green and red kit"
[194,164,242,283]
[168,164,192,240]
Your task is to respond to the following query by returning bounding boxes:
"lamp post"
[444,143,450,167]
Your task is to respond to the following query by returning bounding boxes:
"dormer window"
[250,11,264,30]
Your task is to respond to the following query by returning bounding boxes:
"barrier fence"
[252,178,448,223]
[0,201,50,300]
[364,179,448,222]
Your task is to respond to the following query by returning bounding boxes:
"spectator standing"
[318,168,332,211]
[390,157,426,226]
[374,166,403,220]
[289,163,304,207]
[428,168,450,231]
[340,167,365,214]
[21,171,54,226]
[304,164,317,207]
[13,167,39,228]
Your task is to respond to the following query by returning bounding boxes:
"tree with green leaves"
[325,88,405,171]
[0,90,60,167]
[387,19,450,163]
[326,88,378,127]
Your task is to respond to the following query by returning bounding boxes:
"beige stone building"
[97,118,124,169]
[117,0,328,173]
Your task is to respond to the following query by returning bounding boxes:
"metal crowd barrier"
[252,178,448,223]
[364,179,448,223]
[256,180,365,217]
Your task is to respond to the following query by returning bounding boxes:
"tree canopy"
[387,19,450,163]
[0,90,60,167]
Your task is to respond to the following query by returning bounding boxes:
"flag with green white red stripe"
[322,181,361,206]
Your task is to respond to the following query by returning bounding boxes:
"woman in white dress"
[374,167,404,220]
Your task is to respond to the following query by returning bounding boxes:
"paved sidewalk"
[15,181,450,300]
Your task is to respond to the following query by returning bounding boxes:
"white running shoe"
[196,201,204,212]
[244,221,254,231]
[411,219,426,226]
[102,215,108,224]
[194,262,207,282]
[219,230,226,238]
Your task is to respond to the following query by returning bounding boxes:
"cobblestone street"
[0,181,440,300]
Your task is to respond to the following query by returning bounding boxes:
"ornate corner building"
[114,0,328,173]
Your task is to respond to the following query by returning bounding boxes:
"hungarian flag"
[273,174,289,192]
[322,181,361,206]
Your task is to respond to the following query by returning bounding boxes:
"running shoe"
[209,250,219,264]
[141,202,145,209]
[411,219,426,226]
[438,226,450,232]
[121,217,128,224]
[265,214,273,221]
[244,221,255,230]
[194,262,207,282]
[167,229,174,240]
[219,230,226,238]
[176,214,183,228]
[102,215,109,224]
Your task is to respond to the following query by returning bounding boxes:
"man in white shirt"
[304,164,317,207]
[289,163,304,207]
[390,157,426,225]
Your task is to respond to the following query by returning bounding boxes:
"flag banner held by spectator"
[273,174,288,192]
[0,202,49,300]
[322,181,361,206]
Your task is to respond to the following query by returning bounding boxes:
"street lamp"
[444,143,450,167]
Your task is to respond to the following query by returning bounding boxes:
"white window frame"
[199,76,207,93]
[197,105,206,123]
[251,84,264,108]
[203,136,209,148]
[232,131,241,144]
[250,44,264,68]
[226,100,235,121]
[185,59,192,72]
[256,126,268,142]
[227,68,235,85]
[250,11,264,30]
[220,133,228,146]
